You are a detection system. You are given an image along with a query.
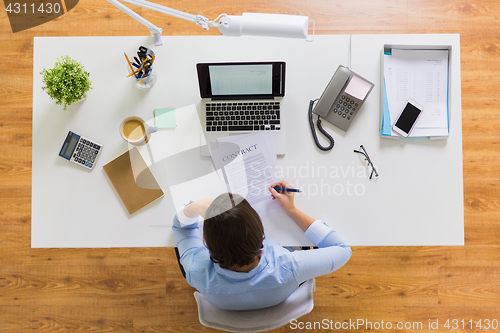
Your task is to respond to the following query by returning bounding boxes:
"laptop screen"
[209,64,273,95]
[197,62,285,100]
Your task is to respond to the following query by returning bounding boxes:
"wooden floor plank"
[314,264,438,307]
[0,305,134,332]
[438,267,500,307]
[0,247,131,265]
[0,265,166,307]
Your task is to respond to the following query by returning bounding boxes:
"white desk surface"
[32,34,463,247]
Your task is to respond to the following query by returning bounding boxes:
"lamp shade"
[217,13,311,39]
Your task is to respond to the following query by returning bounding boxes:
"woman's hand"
[269,181,297,216]
[183,198,214,219]
[269,181,315,232]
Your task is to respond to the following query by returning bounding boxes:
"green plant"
[41,55,92,110]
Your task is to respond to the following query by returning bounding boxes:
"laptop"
[196,61,286,156]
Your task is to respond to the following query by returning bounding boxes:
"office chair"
[194,278,316,333]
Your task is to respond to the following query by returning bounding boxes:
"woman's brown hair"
[203,193,264,269]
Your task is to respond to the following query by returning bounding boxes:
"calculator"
[59,131,103,170]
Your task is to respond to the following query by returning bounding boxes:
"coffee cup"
[120,116,157,145]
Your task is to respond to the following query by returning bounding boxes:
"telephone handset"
[309,65,374,151]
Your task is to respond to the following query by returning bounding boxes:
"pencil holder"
[135,67,157,89]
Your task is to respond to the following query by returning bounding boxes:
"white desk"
[32,35,463,247]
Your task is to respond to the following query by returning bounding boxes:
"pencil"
[126,68,141,78]
[124,52,134,73]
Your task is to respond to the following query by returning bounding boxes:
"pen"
[273,187,302,193]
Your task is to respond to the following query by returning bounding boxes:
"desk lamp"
[107,0,315,46]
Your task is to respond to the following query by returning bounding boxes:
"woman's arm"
[269,181,352,282]
[293,220,352,281]
[172,199,214,283]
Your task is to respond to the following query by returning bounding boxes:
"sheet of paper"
[210,131,282,217]
[217,132,277,157]
[390,49,449,129]
[143,104,205,166]
[168,171,226,214]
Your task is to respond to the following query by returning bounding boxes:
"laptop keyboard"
[205,101,280,132]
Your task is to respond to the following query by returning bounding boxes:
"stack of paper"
[382,48,450,137]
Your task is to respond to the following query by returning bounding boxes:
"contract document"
[210,132,282,217]
[384,48,449,137]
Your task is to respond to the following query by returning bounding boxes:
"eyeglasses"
[353,145,379,179]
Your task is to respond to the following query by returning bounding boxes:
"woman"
[172,180,352,310]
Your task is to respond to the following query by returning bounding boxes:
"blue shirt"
[173,207,352,310]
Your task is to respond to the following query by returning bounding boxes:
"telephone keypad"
[334,94,363,124]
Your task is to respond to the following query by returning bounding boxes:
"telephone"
[309,65,374,151]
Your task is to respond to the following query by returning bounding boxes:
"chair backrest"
[194,279,315,333]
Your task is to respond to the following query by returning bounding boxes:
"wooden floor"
[1,0,499,332]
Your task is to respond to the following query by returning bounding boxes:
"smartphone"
[392,99,424,137]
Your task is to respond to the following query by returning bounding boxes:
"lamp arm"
[107,0,222,45]
[107,0,314,43]
[107,0,164,45]
[117,0,199,23]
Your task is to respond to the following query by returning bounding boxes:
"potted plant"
[41,55,92,110]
